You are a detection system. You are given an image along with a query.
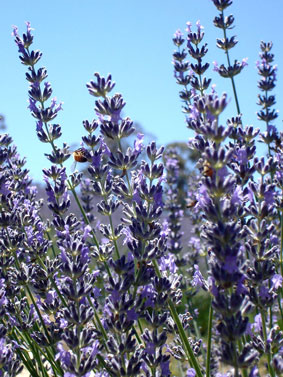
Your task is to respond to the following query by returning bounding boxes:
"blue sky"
[1,0,283,181]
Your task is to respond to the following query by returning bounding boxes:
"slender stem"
[205,301,213,377]
[11,329,40,377]
[153,260,203,377]
[25,285,54,353]
[265,89,271,155]
[92,304,110,352]
[260,310,275,377]
[233,342,239,377]
[100,185,120,259]
[221,10,241,115]
[40,215,57,258]
[118,139,133,196]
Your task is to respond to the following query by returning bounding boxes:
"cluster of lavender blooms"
[0,0,282,376]
[172,0,283,376]
[8,19,199,377]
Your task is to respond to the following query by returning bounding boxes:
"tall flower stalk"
[212,0,247,115]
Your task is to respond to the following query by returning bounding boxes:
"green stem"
[260,310,275,377]
[92,304,110,352]
[11,329,40,377]
[153,260,203,377]
[221,10,241,115]
[25,285,55,354]
[205,302,213,377]
[233,342,239,377]
[40,215,57,258]
[101,186,120,259]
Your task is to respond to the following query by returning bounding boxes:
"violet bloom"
[187,368,196,377]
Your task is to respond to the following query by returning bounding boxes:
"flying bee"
[71,147,91,171]
[186,199,198,209]
[202,160,214,178]
[73,147,89,162]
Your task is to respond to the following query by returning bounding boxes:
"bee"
[71,148,90,171]
[148,221,157,231]
[137,260,152,269]
[202,160,214,178]
[186,199,197,209]
[73,148,89,163]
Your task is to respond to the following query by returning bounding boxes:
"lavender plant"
[1,0,282,376]
[172,1,283,377]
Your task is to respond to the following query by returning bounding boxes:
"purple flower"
[160,360,170,376]
[81,246,90,265]
[82,225,92,241]
[160,219,170,238]
[25,21,33,35]
[208,277,219,297]
[188,104,200,121]
[173,29,183,39]
[264,187,275,205]
[56,343,71,367]
[249,366,260,377]
[100,139,111,157]
[223,255,238,273]
[141,285,155,308]
[90,155,101,172]
[93,287,101,298]
[121,227,134,245]
[11,25,19,38]
[192,265,203,288]
[186,21,192,33]
[50,97,63,113]
[0,338,12,362]
[28,97,38,113]
[134,133,144,153]
[195,184,210,209]
[134,169,146,187]
[189,237,201,250]
[165,157,179,170]
[110,289,120,303]
[0,180,10,195]
[153,186,163,207]
[145,342,155,355]
[259,285,270,301]
[127,308,138,321]
[272,274,283,290]
[187,368,196,377]
[242,57,248,67]
[231,185,243,206]
[251,314,262,333]
[236,147,248,164]
[160,254,177,274]
[213,61,219,72]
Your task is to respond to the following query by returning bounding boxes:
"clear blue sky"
[1,0,283,181]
